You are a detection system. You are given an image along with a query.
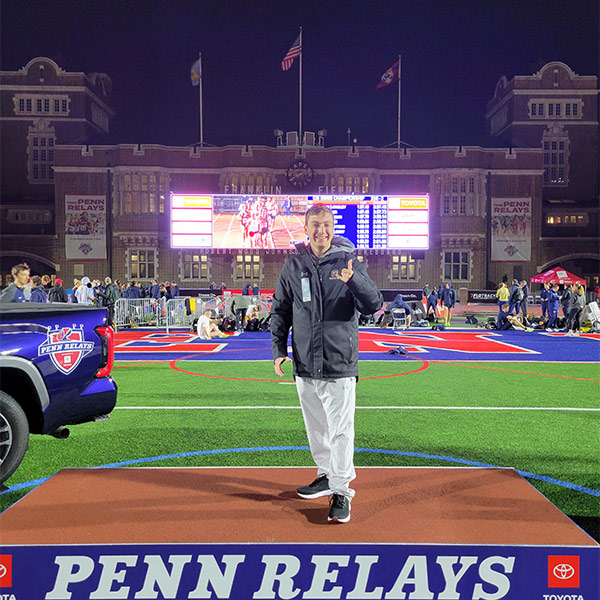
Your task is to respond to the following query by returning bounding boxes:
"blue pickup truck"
[0,304,117,486]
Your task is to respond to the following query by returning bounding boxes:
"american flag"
[281,34,301,71]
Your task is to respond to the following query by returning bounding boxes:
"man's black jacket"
[270,236,383,379]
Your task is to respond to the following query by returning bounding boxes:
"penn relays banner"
[65,195,107,260]
[2,543,597,599]
[491,197,532,262]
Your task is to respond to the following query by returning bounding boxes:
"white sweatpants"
[295,376,356,499]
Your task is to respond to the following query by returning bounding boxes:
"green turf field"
[2,359,599,538]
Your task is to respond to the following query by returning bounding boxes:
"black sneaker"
[296,474,331,499]
[328,493,351,523]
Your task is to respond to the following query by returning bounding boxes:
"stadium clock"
[286,160,315,188]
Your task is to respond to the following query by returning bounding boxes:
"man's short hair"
[11,263,29,277]
[305,204,334,225]
[31,275,42,286]
[105,277,112,284]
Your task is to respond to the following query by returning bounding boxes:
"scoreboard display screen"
[170,193,429,250]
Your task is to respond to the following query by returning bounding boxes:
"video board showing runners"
[170,193,429,250]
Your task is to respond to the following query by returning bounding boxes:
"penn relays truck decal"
[38,325,94,374]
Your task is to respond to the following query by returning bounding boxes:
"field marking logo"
[38,325,94,374]
[548,555,580,588]
[358,330,540,354]
[0,555,12,587]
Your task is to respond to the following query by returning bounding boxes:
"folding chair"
[586,301,600,331]
[391,308,407,329]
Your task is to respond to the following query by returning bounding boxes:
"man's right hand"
[274,356,292,376]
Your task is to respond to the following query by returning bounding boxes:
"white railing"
[114,297,166,329]
[164,295,221,333]
[114,294,272,332]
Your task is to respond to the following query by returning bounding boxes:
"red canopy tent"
[530,267,586,286]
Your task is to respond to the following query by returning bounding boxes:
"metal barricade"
[114,298,162,329]
[165,298,191,333]
[114,299,129,330]
[163,295,270,333]
[156,296,167,326]
[220,296,233,317]
[165,295,235,333]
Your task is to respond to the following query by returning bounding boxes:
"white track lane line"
[115,406,599,411]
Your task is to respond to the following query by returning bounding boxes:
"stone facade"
[486,61,599,278]
[1,58,598,291]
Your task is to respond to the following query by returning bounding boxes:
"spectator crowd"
[1,263,596,337]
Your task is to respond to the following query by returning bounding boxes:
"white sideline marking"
[115,406,599,412]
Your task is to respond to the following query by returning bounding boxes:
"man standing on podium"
[270,204,383,523]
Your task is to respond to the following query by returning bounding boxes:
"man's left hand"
[335,259,354,283]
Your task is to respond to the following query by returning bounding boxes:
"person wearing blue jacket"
[426,287,438,317]
[440,281,456,326]
[0,263,30,303]
[497,304,532,331]
[30,275,48,302]
[388,293,412,327]
[519,280,529,325]
[150,279,161,299]
[546,284,560,331]
[508,278,523,315]
[539,283,550,319]
[437,283,444,301]
[270,204,382,524]
[123,282,142,299]
[560,285,572,319]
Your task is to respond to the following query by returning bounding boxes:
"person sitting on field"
[497,304,533,331]
[197,309,226,339]
[244,305,262,331]
[387,293,412,328]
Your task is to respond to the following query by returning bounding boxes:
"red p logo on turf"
[548,555,579,588]
[0,555,12,587]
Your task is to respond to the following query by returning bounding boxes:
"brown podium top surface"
[1,467,596,546]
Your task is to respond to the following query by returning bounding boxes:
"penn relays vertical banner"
[490,197,532,262]
[65,195,107,259]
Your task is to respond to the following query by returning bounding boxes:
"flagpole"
[299,27,303,146]
[397,54,402,148]
[198,52,204,146]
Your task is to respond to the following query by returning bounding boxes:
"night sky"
[2,0,598,148]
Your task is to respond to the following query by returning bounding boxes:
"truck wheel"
[0,391,29,485]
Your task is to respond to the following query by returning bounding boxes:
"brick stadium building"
[1,58,598,294]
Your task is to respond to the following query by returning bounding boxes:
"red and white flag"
[376,60,400,89]
[281,34,301,71]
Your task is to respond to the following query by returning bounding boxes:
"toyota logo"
[0,564,6,578]
[553,564,575,579]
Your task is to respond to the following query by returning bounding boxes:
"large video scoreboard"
[170,193,429,250]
